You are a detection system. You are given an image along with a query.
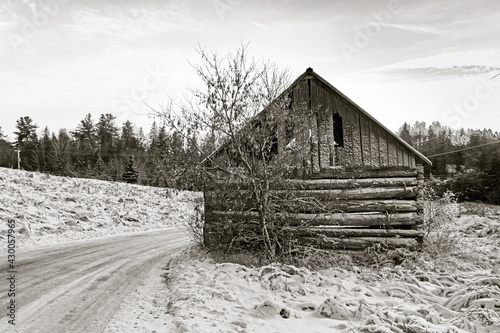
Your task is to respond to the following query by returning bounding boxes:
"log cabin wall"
[203,68,429,252]
[204,166,424,251]
[285,76,418,173]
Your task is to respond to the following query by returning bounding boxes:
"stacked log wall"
[204,166,424,251]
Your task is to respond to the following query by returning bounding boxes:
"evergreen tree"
[122,155,139,183]
[120,120,139,153]
[156,124,169,154]
[39,126,53,172]
[0,126,15,168]
[51,129,72,175]
[14,116,39,170]
[398,122,413,146]
[137,127,147,150]
[73,113,98,173]
[74,114,97,150]
[144,122,160,186]
[486,148,500,203]
[96,113,119,159]
[148,121,158,150]
[74,114,97,145]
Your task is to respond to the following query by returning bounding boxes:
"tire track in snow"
[0,229,188,332]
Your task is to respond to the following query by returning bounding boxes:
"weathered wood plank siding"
[379,131,388,166]
[292,77,423,171]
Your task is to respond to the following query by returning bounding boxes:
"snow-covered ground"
[2,167,499,332]
[0,167,199,248]
[165,206,500,332]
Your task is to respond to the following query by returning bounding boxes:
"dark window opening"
[287,90,294,110]
[265,124,279,161]
[269,136,278,157]
[333,113,344,147]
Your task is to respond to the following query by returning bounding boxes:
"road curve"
[0,228,189,332]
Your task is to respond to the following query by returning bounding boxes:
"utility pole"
[16,149,21,169]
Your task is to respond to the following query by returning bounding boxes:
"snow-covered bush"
[421,185,462,258]
[422,186,459,236]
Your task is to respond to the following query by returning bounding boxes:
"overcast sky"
[1,0,499,140]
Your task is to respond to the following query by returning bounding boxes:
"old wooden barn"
[203,67,431,251]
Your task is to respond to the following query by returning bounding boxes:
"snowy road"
[0,228,189,333]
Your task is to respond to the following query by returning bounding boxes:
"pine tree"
[72,113,98,174]
[120,120,139,153]
[74,114,97,150]
[39,127,53,172]
[398,122,413,146]
[122,155,139,183]
[96,113,119,159]
[137,127,146,150]
[144,122,160,186]
[51,129,72,175]
[0,126,15,168]
[156,125,169,154]
[14,116,39,170]
[148,121,158,150]
[487,148,500,204]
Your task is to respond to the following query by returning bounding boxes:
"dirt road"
[0,228,189,332]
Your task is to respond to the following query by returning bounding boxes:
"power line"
[426,140,500,158]
[489,71,500,81]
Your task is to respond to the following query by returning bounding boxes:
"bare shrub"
[421,185,462,258]
[150,43,311,260]
[421,186,459,237]
[181,196,204,245]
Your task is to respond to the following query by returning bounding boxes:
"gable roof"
[203,68,432,166]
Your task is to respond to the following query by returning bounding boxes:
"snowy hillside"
[0,167,199,247]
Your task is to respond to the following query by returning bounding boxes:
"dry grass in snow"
[165,204,500,333]
[0,167,199,247]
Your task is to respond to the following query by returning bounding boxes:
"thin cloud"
[381,23,439,35]
[61,2,206,41]
[250,21,266,28]
[372,65,500,79]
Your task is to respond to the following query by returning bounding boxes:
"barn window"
[333,113,344,147]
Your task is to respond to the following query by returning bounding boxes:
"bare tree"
[150,43,305,259]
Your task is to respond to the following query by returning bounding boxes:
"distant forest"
[1,115,499,204]
[0,114,207,191]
